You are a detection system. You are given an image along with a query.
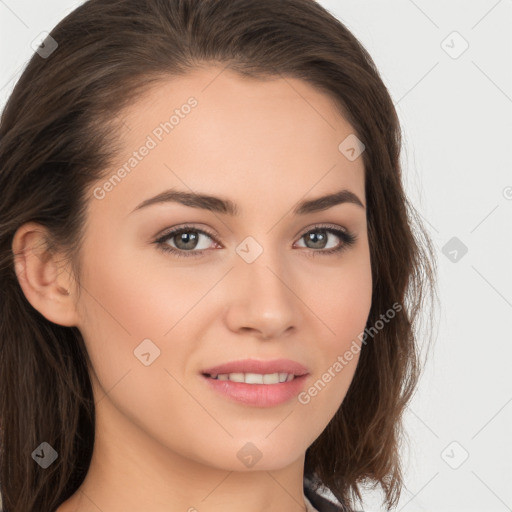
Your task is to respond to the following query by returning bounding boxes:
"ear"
[11,222,80,327]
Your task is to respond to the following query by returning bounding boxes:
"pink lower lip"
[202,374,309,407]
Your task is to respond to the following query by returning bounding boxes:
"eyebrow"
[130,187,365,216]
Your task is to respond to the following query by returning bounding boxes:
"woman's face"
[74,66,372,472]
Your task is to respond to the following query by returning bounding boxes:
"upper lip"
[201,358,309,377]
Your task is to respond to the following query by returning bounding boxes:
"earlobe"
[11,222,80,327]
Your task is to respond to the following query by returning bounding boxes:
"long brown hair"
[0,0,438,510]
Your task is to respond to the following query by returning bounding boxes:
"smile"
[205,372,296,384]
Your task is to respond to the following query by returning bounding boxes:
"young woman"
[0,1,437,511]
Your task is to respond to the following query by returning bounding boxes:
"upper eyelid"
[156,225,218,243]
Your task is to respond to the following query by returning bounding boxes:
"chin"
[184,435,308,472]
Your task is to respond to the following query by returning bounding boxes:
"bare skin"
[12,65,372,512]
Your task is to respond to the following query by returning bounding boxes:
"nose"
[223,252,300,341]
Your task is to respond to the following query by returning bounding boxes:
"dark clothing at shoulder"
[303,474,363,512]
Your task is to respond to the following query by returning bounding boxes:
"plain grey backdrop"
[1,1,511,511]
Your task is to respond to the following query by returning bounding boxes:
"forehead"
[92,66,365,218]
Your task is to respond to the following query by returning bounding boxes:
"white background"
[1,1,511,511]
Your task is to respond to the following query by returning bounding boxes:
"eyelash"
[154,223,357,259]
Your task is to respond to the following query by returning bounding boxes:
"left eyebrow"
[294,189,365,214]
[129,187,365,216]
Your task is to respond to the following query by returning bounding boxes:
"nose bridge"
[226,234,299,337]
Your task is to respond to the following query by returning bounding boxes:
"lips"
[200,358,310,407]
[201,358,309,377]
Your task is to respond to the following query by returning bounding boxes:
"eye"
[294,224,357,257]
[154,223,357,258]
[154,225,219,258]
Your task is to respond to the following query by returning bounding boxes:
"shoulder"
[303,474,364,512]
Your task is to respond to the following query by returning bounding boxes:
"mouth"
[200,358,310,407]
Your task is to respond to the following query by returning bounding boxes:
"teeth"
[262,373,278,384]
[210,372,296,384]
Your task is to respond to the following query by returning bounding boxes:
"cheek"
[78,238,213,337]
[75,245,214,448]
[297,251,371,419]
[309,247,373,349]
[75,241,208,393]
